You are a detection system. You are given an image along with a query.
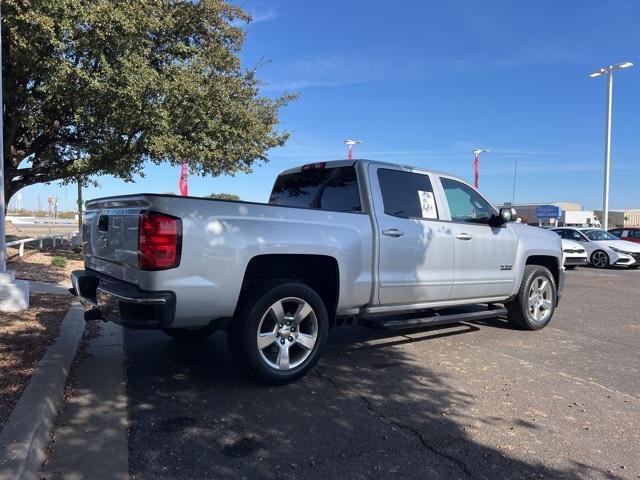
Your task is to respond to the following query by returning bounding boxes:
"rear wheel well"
[525,255,560,286]
[239,254,339,321]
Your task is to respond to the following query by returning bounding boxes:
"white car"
[552,227,640,269]
[561,239,588,270]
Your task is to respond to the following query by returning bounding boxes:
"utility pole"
[589,61,633,230]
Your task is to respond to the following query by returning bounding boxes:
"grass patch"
[51,256,68,268]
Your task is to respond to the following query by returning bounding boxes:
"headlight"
[610,246,632,255]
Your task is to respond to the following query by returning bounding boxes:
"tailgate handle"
[98,215,109,232]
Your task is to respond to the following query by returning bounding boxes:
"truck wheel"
[506,265,557,330]
[162,325,217,343]
[228,282,329,385]
[590,250,610,269]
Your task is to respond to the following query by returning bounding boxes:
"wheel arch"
[525,255,560,287]
[238,254,340,322]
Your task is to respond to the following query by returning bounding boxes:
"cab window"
[269,166,361,212]
[440,178,494,224]
[377,169,438,220]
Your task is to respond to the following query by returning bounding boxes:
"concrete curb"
[0,303,85,480]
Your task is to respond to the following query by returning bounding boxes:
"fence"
[5,233,77,257]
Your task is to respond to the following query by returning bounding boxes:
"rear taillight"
[138,211,182,270]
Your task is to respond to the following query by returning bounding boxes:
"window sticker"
[418,190,437,219]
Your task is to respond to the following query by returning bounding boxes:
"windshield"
[583,229,619,241]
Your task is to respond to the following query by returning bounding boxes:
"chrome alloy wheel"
[591,250,609,268]
[527,276,553,323]
[256,297,318,370]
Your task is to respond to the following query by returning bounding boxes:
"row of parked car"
[551,226,640,269]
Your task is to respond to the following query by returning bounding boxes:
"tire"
[506,265,557,330]
[565,265,578,270]
[228,282,329,385]
[162,325,217,343]
[590,250,610,269]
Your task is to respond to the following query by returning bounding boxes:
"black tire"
[506,265,557,330]
[565,265,579,270]
[228,282,329,385]
[590,250,610,269]
[162,325,217,343]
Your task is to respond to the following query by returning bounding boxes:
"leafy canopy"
[207,192,240,201]
[2,0,294,202]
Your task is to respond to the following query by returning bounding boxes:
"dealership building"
[594,209,640,228]
[502,203,640,228]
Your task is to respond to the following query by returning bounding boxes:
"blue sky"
[14,0,640,211]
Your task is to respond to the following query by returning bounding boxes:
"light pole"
[345,139,363,160]
[472,149,489,189]
[0,4,6,274]
[511,158,518,205]
[589,61,633,230]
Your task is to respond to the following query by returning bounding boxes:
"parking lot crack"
[314,368,475,479]
[358,393,476,480]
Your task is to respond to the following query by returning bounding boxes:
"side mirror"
[498,207,517,224]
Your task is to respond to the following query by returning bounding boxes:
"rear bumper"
[70,270,175,329]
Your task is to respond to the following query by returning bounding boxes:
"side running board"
[359,305,508,330]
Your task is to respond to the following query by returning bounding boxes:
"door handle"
[382,228,404,238]
[456,233,473,240]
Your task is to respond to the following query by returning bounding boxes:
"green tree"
[207,192,240,201]
[2,0,294,207]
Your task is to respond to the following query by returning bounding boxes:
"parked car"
[552,227,640,269]
[609,227,640,244]
[71,159,564,384]
[561,239,588,270]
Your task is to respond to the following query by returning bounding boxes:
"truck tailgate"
[83,206,142,285]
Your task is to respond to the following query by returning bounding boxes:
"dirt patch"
[0,293,71,430]
[7,248,84,285]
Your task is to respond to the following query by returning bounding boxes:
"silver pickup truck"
[71,159,564,384]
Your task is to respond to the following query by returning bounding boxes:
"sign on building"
[536,205,561,219]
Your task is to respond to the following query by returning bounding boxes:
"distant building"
[594,209,640,228]
[499,202,600,227]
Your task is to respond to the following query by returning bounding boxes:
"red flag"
[473,154,479,189]
[179,162,188,196]
[347,145,353,160]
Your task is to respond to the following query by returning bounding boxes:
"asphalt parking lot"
[124,267,640,480]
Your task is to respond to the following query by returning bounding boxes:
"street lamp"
[0,5,5,274]
[589,61,633,230]
[472,149,489,189]
[345,139,363,160]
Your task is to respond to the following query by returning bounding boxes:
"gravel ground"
[7,248,83,285]
[0,293,71,430]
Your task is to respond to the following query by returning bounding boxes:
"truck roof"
[278,159,455,179]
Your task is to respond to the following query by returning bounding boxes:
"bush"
[51,256,68,268]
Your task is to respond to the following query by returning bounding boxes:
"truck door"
[369,164,453,305]
[436,176,517,300]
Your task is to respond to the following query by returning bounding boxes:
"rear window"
[269,166,361,212]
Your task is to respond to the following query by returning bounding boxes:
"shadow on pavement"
[124,324,623,480]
